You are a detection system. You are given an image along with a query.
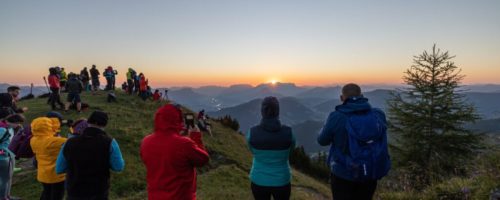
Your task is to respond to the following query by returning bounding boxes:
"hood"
[31,117,56,137]
[335,96,372,114]
[259,97,282,132]
[154,104,184,134]
[261,96,279,119]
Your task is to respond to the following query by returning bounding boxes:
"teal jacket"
[0,127,15,161]
[246,118,296,187]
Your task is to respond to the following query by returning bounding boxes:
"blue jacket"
[246,118,295,187]
[317,96,387,181]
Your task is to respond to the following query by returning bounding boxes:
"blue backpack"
[336,109,391,181]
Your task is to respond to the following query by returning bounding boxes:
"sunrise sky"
[0,0,499,87]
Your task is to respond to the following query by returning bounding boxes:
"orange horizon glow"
[1,64,499,88]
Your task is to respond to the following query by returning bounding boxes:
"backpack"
[336,109,391,181]
[8,124,34,159]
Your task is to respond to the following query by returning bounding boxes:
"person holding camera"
[140,104,209,200]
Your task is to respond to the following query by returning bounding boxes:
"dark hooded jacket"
[140,104,209,200]
[246,97,295,187]
[317,96,387,181]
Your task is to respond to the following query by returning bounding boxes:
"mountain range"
[3,82,500,154]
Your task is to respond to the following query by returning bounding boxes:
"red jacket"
[139,76,148,92]
[152,92,161,101]
[48,75,60,89]
[140,104,209,200]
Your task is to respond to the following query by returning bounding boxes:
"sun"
[270,80,278,85]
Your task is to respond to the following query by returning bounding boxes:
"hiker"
[246,97,295,200]
[317,83,390,200]
[31,117,67,200]
[0,109,25,200]
[152,90,162,101]
[140,104,209,200]
[80,67,90,92]
[89,65,100,93]
[139,74,149,101]
[126,68,136,94]
[48,67,65,110]
[103,66,118,91]
[65,73,84,113]
[121,82,128,92]
[59,68,68,92]
[134,72,140,94]
[0,86,28,114]
[56,111,125,200]
[67,119,87,139]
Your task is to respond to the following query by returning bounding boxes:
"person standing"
[80,67,90,92]
[140,104,209,200]
[64,73,84,113]
[30,117,67,200]
[48,68,65,110]
[139,74,149,101]
[317,83,390,200]
[126,68,135,94]
[89,65,100,93]
[59,68,67,92]
[0,109,24,200]
[246,97,295,200]
[56,111,125,200]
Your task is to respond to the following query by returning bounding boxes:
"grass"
[11,91,331,200]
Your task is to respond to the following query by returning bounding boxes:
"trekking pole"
[43,76,51,94]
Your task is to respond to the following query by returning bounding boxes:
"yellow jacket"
[30,117,67,184]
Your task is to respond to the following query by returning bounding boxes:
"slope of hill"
[11,91,331,200]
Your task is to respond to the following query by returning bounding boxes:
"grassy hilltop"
[11,91,331,200]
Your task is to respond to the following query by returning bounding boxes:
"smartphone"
[185,113,195,129]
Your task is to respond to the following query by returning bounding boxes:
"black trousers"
[50,88,64,110]
[251,182,291,200]
[40,181,65,200]
[330,174,377,200]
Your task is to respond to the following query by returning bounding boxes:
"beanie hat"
[71,119,88,135]
[46,111,63,122]
[88,111,108,127]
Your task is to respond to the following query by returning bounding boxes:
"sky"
[0,0,499,87]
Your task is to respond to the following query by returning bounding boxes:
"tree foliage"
[388,45,483,189]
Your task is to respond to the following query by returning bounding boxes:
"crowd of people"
[45,65,167,113]
[0,81,390,200]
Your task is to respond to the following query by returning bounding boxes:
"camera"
[184,113,195,129]
[61,119,74,127]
